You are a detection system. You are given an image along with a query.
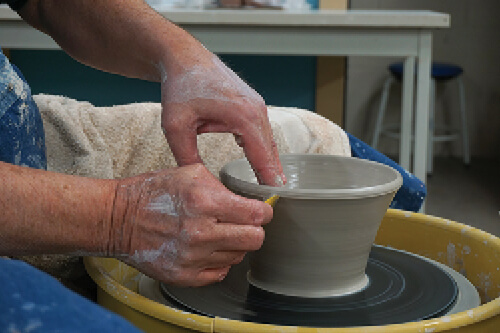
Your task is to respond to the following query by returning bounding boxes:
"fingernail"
[252,206,265,225]
[281,173,287,185]
[274,173,287,186]
[274,174,284,186]
[218,271,228,281]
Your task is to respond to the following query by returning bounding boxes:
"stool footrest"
[381,124,461,143]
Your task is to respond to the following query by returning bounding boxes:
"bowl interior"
[220,154,402,199]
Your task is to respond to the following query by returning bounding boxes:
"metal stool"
[372,62,470,174]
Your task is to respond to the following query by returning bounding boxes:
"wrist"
[106,178,137,258]
[78,178,122,257]
[156,29,215,80]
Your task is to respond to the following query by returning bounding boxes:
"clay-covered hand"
[160,51,285,186]
[109,164,273,286]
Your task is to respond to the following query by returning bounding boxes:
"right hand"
[109,164,273,287]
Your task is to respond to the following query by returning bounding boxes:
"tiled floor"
[425,157,500,236]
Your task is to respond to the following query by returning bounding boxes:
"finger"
[161,107,203,166]
[202,191,273,226]
[263,116,286,185]
[210,223,265,252]
[270,134,286,184]
[238,114,285,186]
[170,266,232,287]
[195,109,285,185]
[194,266,232,286]
[173,250,245,275]
[204,250,246,268]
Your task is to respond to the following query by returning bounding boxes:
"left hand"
[160,52,285,186]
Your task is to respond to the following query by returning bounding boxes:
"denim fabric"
[0,49,46,170]
[348,133,427,212]
[0,258,142,333]
[0,50,141,332]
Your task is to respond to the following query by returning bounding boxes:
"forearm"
[17,0,206,81]
[0,161,117,256]
[15,0,286,186]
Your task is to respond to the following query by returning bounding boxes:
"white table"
[0,7,449,187]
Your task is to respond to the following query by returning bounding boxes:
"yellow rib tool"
[265,195,280,207]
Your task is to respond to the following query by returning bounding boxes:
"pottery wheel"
[149,246,459,327]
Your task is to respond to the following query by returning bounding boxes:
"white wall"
[346,0,500,159]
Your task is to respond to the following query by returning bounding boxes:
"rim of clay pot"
[220,154,403,199]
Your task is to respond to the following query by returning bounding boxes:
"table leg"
[414,33,432,186]
[400,56,415,171]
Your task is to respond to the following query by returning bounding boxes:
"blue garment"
[348,133,426,212]
[0,259,142,333]
[0,49,46,170]
[0,49,142,332]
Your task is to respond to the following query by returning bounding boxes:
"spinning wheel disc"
[159,246,458,327]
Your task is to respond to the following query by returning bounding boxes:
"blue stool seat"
[389,62,463,81]
[372,61,470,175]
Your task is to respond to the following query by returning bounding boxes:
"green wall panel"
[11,50,316,111]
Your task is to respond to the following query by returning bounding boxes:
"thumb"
[161,108,203,166]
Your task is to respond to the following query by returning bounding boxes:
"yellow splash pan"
[84,209,500,332]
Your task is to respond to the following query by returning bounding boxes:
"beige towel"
[23,94,350,296]
[34,94,350,179]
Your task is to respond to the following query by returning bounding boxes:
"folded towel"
[34,94,351,179]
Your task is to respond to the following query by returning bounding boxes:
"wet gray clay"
[220,154,402,298]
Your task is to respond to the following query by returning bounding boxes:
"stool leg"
[457,77,470,165]
[427,79,436,174]
[400,57,416,171]
[372,77,394,149]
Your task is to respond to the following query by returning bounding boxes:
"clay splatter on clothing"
[0,49,46,170]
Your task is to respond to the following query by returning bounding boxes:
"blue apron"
[0,48,46,170]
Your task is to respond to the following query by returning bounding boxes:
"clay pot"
[220,154,402,298]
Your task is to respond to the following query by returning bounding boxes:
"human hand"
[160,51,286,186]
[18,0,283,185]
[109,164,273,286]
